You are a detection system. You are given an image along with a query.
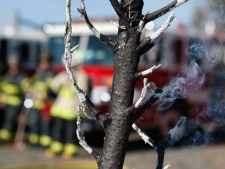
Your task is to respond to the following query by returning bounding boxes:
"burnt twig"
[77,105,101,163]
[156,116,187,169]
[145,0,189,22]
[77,0,115,49]
[135,64,161,79]
[134,78,149,108]
[137,13,175,55]
[132,94,159,123]
[109,0,125,19]
[64,0,105,121]
[132,123,154,147]
[65,0,108,162]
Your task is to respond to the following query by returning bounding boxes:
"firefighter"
[0,56,29,142]
[45,51,88,159]
[0,71,5,128]
[27,52,56,147]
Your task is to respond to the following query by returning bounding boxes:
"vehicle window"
[156,37,164,64]
[0,39,7,63]
[47,36,80,64]
[84,35,116,65]
[0,39,7,75]
[47,35,116,65]
[172,39,183,65]
[19,42,29,63]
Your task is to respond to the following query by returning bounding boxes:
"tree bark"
[98,1,144,168]
[99,18,141,168]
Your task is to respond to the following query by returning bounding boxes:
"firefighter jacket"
[49,69,88,120]
[0,73,29,107]
[0,76,4,107]
[29,69,55,110]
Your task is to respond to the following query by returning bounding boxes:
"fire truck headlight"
[100,92,111,103]
[24,98,33,109]
[90,86,111,105]
[43,24,53,33]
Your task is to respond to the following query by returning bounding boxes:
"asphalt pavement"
[0,140,225,169]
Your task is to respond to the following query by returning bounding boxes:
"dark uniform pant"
[28,108,51,146]
[28,108,50,136]
[51,117,78,144]
[48,117,79,156]
[0,105,21,141]
[3,105,21,132]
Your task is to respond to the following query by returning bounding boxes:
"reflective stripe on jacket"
[50,84,78,120]
[29,70,55,110]
[0,74,29,106]
[50,70,88,120]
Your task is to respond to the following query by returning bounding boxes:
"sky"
[0,0,207,32]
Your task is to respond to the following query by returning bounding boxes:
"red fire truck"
[43,19,223,136]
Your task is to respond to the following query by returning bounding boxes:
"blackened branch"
[132,123,154,147]
[150,13,175,41]
[168,116,187,140]
[137,13,175,56]
[65,0,108,162]
[84,96,108,123]
[146,1,176,22]
[65,0,82,94]
[134,78,149,108]
[109,0,126,19]
[131,94,159,124]
[156,140,166,169]
[145,0,189,22]
[77,0,115,49]
[65,0,105,121]
[137,38,155,56]
[137,13,148,33]
[77,105,101,163]
[134,78,161,110]
[156,116,186,169]
[135,64,161,79]
[137,36,152,51]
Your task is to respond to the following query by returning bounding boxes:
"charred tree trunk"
[100,25,141,168]
[98,1,145,168]
[99,0,143,169]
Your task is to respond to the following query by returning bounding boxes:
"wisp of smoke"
[217,69,225,77]
[205,87,225,126]
[158,4,225,146]
[206,43,224,67]
[187,40,206,63]
[188,33,225,145]
[213,4,225,25]
[189,131,213,147]
[157,61,205,111]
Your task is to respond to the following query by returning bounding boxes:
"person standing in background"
[27,52,56,147]
[45,52,89,159]
[0,67,5,129]
[0,56,29,142]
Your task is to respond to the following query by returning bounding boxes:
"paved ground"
[0,141,225,169]
[125,144,225,169]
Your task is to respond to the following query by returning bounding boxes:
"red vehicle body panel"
[82,65,114,86]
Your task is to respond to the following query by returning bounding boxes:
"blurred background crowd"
[0,51,89,159]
